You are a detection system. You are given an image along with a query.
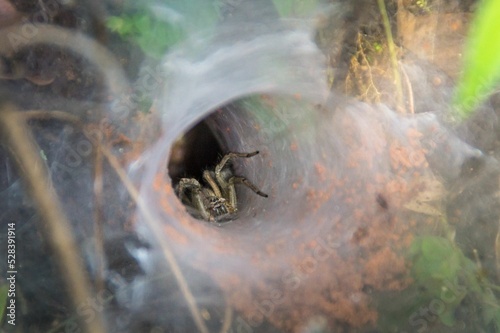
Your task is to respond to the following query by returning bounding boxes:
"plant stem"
[377,0,404,112]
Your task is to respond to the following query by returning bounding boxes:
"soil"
[2,1,500,333]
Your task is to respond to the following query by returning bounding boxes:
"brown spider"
[175,151,268,222]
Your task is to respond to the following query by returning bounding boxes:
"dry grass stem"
[0,104,107,333]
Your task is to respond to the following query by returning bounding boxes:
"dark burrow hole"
[167,114,228,222]
[166,104,267,223]
[167,119,223,189]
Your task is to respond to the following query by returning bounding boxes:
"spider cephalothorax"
[175,151,268,222]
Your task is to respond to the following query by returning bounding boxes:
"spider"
[175,151,268,223]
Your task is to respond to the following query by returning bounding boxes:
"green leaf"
[453,0,500,119]
[414,237,460,280]
[133,14,151,33]
[439,308,456,327]
[107,16,133,36]
[420,236,450,259]
[272,0,318,17]
[106,1,219,59]
[404,235,500,331]
[491,311,500,330]
[410,237,466,296]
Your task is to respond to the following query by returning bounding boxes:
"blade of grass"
[453,0,500,119]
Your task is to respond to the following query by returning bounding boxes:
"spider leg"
[215,151,260,193]
[229,176,268,199]
[203,170,222,198]
[176,178,212,221]
[191,190,213,222]
[215,151,260,175]
[176,178,201,201]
